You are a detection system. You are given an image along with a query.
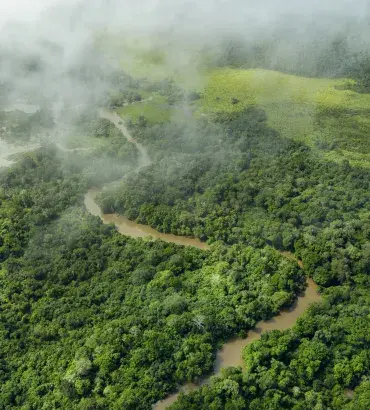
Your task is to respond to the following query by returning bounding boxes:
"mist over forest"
[0,1,369,409]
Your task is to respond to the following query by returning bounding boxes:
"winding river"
[154,279,320,409]
[2,103,322,408]
[82,109,323,409]
[84,187,320,409]
[84,188,210,250]
[99,109,151,167]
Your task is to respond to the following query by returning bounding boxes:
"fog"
[0,1,55,24]
[0,0,369,151]
[1,3,369,406]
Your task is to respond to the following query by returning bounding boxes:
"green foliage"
[108,90,142,109]
[171,286,370,409]
[0,148,304,409]
[200,68,370,167]
[99,107,370,287]
[2,47,370,410]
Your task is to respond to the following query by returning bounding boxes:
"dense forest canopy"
[1,0,370,409]
[99,107,370,287]
[0,148,305,409]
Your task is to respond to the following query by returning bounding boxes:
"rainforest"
[0,1,369,409]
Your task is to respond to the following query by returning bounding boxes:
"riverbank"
[154,278,320,409]
[84,187,321,410]
[84,188,210,250]
[85,108,323,409]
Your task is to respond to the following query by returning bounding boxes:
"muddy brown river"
[84,188,210,250]
[1,105,322,409]
[153,281,320,409]
[84,188,321,409]
[84,109,322,409]
[99,109,151,167]
[1,98,323,408]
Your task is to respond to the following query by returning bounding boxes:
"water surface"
[84,188,209,250]
[154,278,320,409]
[85,188,321,410]
[88,108,322,409]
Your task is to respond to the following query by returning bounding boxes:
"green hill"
[97,34,370,167]
[200,68,370,168]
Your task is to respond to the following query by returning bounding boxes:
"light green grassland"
[116,93,192,125]
[64,135,105,149]
[97,34,370,167]
[200,68,370,167]
[117,101,171,125]
[95,33,209,89]
[117,102,191,126]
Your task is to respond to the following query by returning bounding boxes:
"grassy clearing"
[97,33,370,167]
[200,68,370,167]
[95,32,208,89]
[116,93,170,124]
[117,102,171,125]
[64,135,104,150]
[116,92,192,125]
[117,103,191,125]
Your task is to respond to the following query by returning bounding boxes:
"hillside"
[98,36,370,167]
[201,68,370,168]
[1,12,370,410]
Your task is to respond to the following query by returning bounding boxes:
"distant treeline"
[212,37,370,93]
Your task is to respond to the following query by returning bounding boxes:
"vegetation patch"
[116,101,172,125]
[0,149,305,410]
[96,37,370,167]
[200,68,370,167]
